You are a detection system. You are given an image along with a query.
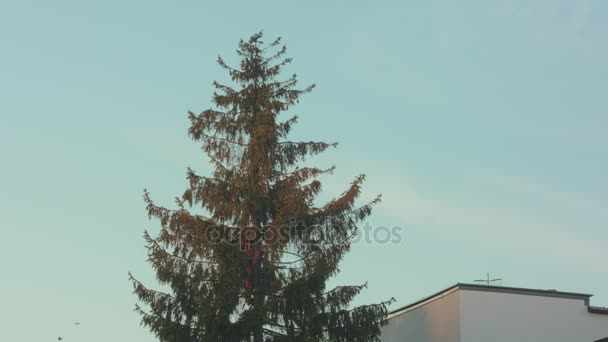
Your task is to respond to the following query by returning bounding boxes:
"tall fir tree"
[130,32,393,342]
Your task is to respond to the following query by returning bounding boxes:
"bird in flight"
[74,322,80,325]
[58,337,64,341]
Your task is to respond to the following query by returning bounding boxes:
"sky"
[1,0,607,340]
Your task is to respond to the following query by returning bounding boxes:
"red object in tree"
[245,281,251,289]
[246,266,253,275]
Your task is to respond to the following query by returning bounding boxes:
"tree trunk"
[253,243,265,342]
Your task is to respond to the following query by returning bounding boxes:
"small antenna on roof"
[474,272,502,286]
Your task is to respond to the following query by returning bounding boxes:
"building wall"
[459,289,607,342]
[589,311,608,341]
[381,288,608,342]
[380,290,461,342]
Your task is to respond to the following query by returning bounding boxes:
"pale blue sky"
[1,0,607,341]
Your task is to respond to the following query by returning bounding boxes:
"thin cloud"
[362,172,606,272]
[470,166,608,221]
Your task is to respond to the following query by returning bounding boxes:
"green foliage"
[130,32,393,342]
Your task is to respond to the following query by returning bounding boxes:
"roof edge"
[589,306,608,315]
[388,283,593,317]
[387,284,459,318]
[457,283,593,300]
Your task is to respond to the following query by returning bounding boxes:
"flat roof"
[589,306,608,314]
[389,283,594,317]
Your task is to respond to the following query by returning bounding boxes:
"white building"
[381,283,608,342]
